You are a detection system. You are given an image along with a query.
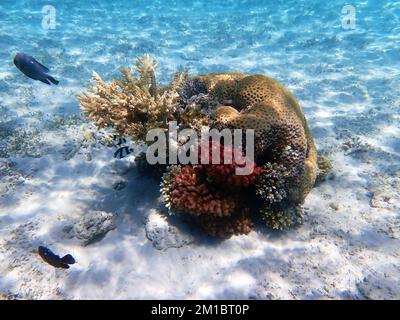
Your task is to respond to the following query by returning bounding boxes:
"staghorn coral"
[135,54,158,98]
[79,56,187,144]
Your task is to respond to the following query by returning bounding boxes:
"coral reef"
[80,57,322,237]
[197,212,254,238]
[196,141,261,189]
[255,163,289,204]
[192,73,318,230]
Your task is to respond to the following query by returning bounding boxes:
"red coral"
[196,141,261,189]
[197,211,254,238]
[166,166,237,217]
[161,141,262,237]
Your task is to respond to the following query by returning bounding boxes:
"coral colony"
[79,55,331,238]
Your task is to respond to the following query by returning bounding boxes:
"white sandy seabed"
[0,84,399,300]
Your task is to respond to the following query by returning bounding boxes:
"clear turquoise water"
[1,1,399,143]
[0,0,399,300]
[0,0,399,165]
[0,0,399,168]
[1,3,398,98]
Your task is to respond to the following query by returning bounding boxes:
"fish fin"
[30,56,50,72]
[47,76,59,85]
[114,148,122,158]
[61,254,76,265]
[39,78,51,85]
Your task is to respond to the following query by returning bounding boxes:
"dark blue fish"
[113,135,127,146]
[114,146,133,159]
[13,52,59,85]
[38,246,76,269]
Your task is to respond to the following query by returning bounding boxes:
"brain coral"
[196,73,318,205]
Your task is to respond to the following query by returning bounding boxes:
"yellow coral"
[135,54,157,98]
[78,56,186,144]
[193,73,246,94]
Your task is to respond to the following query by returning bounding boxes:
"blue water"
[1,0,399,129]
[0,0,399,174]
[0,0,400,300]
[0,0,398,169]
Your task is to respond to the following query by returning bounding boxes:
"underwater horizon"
[0,0,399,300]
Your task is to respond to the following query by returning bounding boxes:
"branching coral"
[161,164,253,238]
[315,155,333,184]
[196,141,261,189]
[197,212,254,238]
[135,54,158,98]
[161,165,239,218]
[79,56,187,144]
[161,142,260,237]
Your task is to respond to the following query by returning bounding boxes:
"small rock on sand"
[145,209,194,251]
[63,211,116,246]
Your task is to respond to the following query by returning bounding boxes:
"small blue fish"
[113,135,127,146]
[38,246,75,269]
[114,146,133,159]
[13,52,59,85]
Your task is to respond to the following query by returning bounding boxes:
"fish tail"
[39,78,51,85]
[60,254,76,265]
[48,76,59,85]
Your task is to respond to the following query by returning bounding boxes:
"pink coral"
[196,141,261,189]
[164,165,238,218]
[161,142,261,237]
